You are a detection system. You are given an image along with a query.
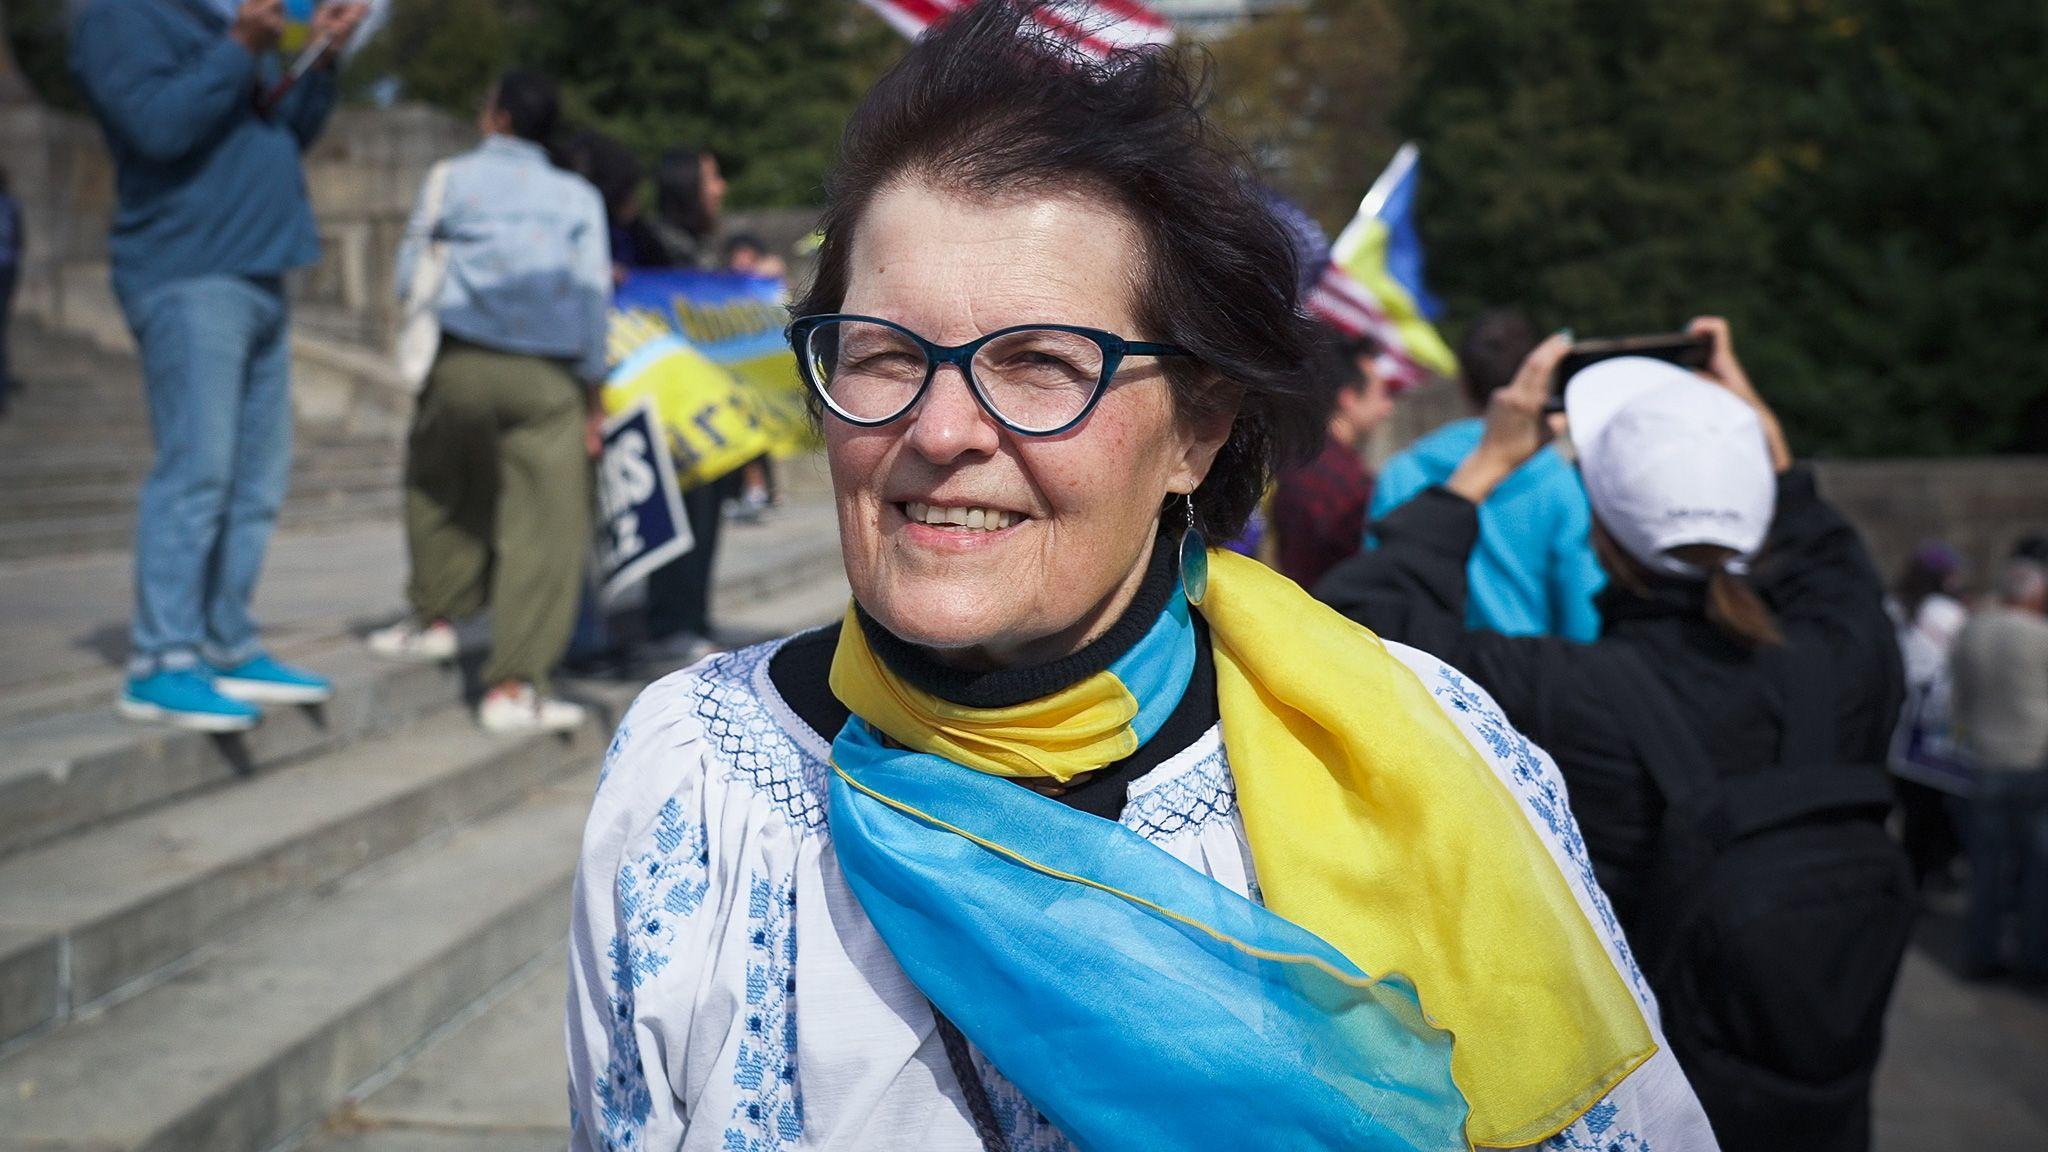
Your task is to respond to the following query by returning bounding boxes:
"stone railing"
[1813,457,2048,594]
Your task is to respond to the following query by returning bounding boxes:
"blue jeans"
[1962,769,2048,978]
[119,275,293,677]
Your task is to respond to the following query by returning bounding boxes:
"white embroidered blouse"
[567,632,1720,1152]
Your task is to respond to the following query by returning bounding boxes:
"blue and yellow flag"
[601,269,814,490]
[1306,143,1458,391]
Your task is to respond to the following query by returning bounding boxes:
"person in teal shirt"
[1367,310,1607,641]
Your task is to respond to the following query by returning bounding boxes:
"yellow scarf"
[831,550,1653,1147]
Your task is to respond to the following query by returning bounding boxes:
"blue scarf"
[827,587,1470,1151]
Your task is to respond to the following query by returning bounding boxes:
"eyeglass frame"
[786,313,1196,438]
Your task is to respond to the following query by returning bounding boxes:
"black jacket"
[1314,466,1905,927]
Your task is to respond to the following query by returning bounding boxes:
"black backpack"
[1619,643,1916,1152]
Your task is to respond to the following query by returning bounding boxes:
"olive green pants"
[403,341,590,691]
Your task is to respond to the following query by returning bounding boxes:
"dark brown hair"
[1307,324,1370,413]
[1456,308,1537,411]
[491,69,560,146]
[1595,528,1784,649]
[792,0,1324,540]
[657,148,718,241]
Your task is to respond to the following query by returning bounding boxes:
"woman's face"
[700,155,727,221]
[827,182,1227,668]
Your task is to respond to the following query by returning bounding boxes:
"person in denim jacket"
[369,70,612,735]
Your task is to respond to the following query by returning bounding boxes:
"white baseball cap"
[1565,356,1777,580]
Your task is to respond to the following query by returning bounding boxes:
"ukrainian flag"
[1307,143,1459,391]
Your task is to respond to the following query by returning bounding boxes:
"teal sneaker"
[119,668,262,732]
[210,653,335,705]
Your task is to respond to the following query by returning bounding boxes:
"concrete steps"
[302,948,573,1152]
[0,643,462,861]
[0,440,402,491]
[0,490,403,561]
[0,465,397,523]
[0,318,406,562]
[0,504,410,562]
[0,560,850,1151]
[0,777,595,1152]
[0,706,610,1051]
[0,312,847,1146]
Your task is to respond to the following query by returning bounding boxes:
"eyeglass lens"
[806,320,1106,433]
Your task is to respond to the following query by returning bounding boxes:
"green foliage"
[1745,0,2048,455]
[346,0,900,209]
[347,0,513,116]
[521,0,902,207]
[1211,0,2048,455]
[1205,0,1409,228]
[5,0,83,109]
[1393,0,1782,390]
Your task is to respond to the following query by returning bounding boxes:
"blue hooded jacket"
[1367,418,1606,641]
[70,0,335,299]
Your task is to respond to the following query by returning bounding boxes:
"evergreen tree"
[1213,0,2048,454]
[520,0,901,207]
[1747,0,2048,454]
[347,0,513,115]
[1205,0,1409,229]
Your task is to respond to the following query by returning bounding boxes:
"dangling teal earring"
[1178,492,1208,607]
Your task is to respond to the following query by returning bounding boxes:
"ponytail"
[1595,526,1785,650]
[1704,566,1784,650]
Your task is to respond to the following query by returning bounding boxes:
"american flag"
[1307,267,1436,392]
[1305,143,1458,393]
[856,0,1175,59]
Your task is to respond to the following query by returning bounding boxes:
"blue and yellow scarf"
[827,550,1651,1150]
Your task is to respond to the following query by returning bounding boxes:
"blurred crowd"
[47,0,2048,1148]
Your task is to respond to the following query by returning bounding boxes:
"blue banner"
[604,269,811,490]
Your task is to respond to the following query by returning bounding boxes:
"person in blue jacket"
[1369,309,1607,641]
[71,0,366,731]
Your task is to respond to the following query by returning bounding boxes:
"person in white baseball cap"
[1567,354,1779,581]
[1318,316,1910,1152]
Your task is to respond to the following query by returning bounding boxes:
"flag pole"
[1358,141,1419,221]
[1331,141,1419,264]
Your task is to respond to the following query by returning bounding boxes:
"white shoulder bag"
[395,160,453,393]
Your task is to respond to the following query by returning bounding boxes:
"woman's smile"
[892,499,1029,552]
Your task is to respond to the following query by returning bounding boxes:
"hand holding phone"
[310,1,371,59]
[1448,332,1573,504]
[1554,331,1713,388]
[229,0,286,55]
[1687,317,1792,472]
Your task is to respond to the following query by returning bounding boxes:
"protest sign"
[595,402,694,603]
[602,268,812,491]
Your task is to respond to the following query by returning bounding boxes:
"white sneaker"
[367,619,458,663]
[478,684,587,735]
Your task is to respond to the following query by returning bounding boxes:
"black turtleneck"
[766,539,1219,820]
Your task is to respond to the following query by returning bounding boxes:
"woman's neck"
[859,534,1180,709]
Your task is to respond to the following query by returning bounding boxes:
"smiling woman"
[565,4,1718,1151]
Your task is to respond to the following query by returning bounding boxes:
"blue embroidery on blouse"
[596,925,655,1149]
[599,717,633,787]
[975,1051,1080,1152]
[724,869,804,1151]
[688,642,830,834]
[1544,1097,1654,1150]
[592,796,713,1150]
[1118,744,1236,842]
[1427,664,1651,1000]
[616,798,711,986]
